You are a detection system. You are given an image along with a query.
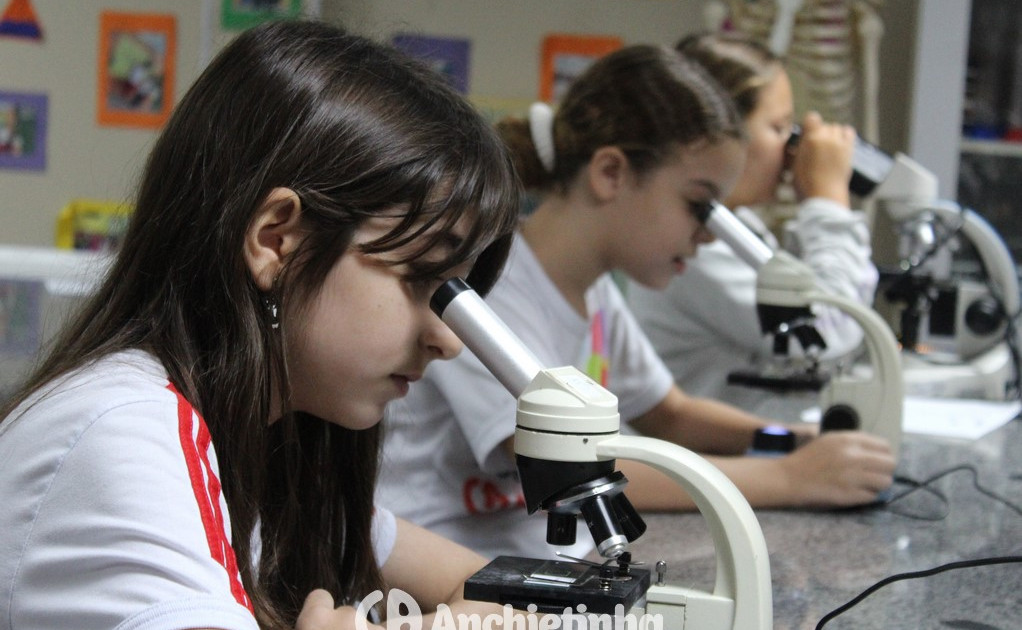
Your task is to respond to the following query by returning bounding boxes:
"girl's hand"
[296,589,382,630]
[790,111,856,206]
[779,430,895,507]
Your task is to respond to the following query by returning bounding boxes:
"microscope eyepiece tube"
[430,278,544,399]
[705,202,774,271]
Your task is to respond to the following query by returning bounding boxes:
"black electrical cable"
[814,555,1022,629]
[882,463,1022,520]
[816,466,1022,624]
[879,474,950,521]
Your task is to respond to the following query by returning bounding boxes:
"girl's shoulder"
[1,349,183,465]
[0,350,254,629]
[18,349,175,422]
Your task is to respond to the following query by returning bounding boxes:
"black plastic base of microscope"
[727,369,828,392]
[464,555,651,615]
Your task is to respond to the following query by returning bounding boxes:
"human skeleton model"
[704,0,885,144]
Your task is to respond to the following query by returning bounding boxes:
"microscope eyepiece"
[430,278,544,399]
[430,277,471,318]
[430,277,645,560]
[787,122,895,197]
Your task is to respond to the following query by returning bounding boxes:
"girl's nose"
[422,312,464,361]
[696,224,717,245]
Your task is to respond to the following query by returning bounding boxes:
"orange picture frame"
[539,34,622,103]
[97,11,176,128]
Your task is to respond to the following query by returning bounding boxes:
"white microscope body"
[706,203,904,454]
[432,279,773,630]
[870,152,1020,400]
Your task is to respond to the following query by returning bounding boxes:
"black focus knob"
[821,404,860,432]
[964,297,1004,336]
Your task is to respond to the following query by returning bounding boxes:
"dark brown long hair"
[496,44,745,193]
[1,19,519,629]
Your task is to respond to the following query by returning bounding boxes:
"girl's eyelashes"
[402,263,456,297]
[689,200,715,224]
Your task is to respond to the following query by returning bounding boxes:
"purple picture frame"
[0,90,47,171]
[392,33,471,94]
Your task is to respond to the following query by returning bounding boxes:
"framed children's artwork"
[0,90,46,171]
[0,0,44,41]
[97,11,176,128]
[55,198,133,252]
[392,33,471,95]
[540,34,622,103]
[221,0,302,30]
[469,95,532,125]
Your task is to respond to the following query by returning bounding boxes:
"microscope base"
[902,342,1013,401]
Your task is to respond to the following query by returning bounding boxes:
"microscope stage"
[464,555,651,615]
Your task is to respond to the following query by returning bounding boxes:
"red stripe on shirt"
[169,383,253,612]
[194,413,250,609]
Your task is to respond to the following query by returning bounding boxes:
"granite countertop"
[617,419,1022,629]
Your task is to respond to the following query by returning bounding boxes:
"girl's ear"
[244,187,304,291]
[586,146,632,203]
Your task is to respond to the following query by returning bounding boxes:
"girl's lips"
[391,375,410,397]
[390,373,422,397]
[673,257,687,274]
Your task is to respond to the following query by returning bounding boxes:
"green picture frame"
[221,0,302,30]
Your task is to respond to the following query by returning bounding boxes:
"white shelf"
[960,138,1022,158]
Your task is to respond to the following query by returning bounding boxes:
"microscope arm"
[513,417,772,630]
[598,436,772,630]
[930,202,1020,317]
[805,290,904,453]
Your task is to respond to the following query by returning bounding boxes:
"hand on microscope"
[788,111,856,207]
[775,430,896,507]
[295,518,514,630]
[608,387,896,511]
[296,590,375,630]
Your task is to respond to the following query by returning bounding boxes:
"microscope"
[431,278,772,629]
[704,202,905,455]
[860,144,1021,400]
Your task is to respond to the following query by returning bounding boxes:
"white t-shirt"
[378,234,673,560]
[0,349,396,630]
[627,200,879,413]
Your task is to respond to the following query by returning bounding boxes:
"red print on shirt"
[462,477,526,515]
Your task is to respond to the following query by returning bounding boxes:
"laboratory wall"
[0,0,963,248]
[0,0,242,248]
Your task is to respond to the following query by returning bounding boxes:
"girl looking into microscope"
[0,20,521,630]
[377,43,895,562]
[628,31,880,414]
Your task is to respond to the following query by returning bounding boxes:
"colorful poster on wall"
[55,199,133,251]
[221,0,301,30]
[469,95,532,125]
[97,12,176,128]
[540,34,622,103]
[392,33,471,95]
[0,0,42,41]
[0,90,46,171]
